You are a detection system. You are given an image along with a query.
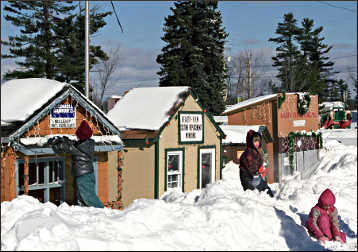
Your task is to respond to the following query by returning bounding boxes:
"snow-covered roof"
[107,86,190,130]
[1,78,67,122]
[319,101,344,111]
[220,125,264,144]
[213,116,228,125]
[223,94,278,114]
[1,78,122,142]
[224,92,315,115]
[109,95,122,99]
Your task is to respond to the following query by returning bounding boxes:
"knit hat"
[75,120,93,140]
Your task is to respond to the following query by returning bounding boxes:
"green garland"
[278,92,286,108]
[297,93,311,115]
[287,131,323,174]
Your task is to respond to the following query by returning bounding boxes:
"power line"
[317,1,356,13]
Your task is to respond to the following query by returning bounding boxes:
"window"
[17,158,65,206]
[166,150,183,191]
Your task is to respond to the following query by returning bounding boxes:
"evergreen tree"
[268,13,302,92]
[53,4,111,92]
[308,30,336,102]
[2,1,76,80]
[156,0,228,115]
[269,13,336,102]
[2,1,111,93]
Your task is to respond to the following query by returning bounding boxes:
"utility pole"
[85,0,89,98]
[247,51,252,99]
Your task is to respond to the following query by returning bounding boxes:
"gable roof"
[1,78,122,143]
[107,86,191,131]
[223,94,278,115]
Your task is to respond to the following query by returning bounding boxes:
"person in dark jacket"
[236,129,274,197]
[47,120,104,208]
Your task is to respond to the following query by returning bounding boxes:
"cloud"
[331,43,354,50]
[241,38,263,46]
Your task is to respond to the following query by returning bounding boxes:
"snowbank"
[1,130,357,251]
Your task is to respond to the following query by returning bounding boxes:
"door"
[199,148,215,189]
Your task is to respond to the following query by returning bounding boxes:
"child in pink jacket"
[306,188,346,244]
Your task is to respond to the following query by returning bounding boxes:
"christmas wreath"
[297,93,311,115]
[278,92,286,108]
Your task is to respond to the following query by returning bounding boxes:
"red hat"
[75,120,93,140]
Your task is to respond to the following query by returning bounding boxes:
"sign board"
[179,112,203,143]
[293,120,306,127]
[50,104,76,128]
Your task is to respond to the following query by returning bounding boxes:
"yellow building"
[107,87,225,208]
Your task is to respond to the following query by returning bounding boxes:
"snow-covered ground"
[1,129,357,251]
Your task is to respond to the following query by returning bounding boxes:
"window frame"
[164,148,185,192]
[16,157,66,203]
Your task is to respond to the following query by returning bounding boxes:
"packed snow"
[1,78,67,122]
[107,86,190,131]
[1,129,357,251]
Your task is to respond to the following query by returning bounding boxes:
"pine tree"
[308,30,336,102]
[2,1,111,93]
[156,0,228,115]
[2,1,76,80]
[53,4,111,92]
[268,13,302,92]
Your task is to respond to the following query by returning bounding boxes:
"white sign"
[179,113,203,143]
[50,104,76,128]
[293,120,306,127]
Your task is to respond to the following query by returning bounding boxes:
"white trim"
[166,150,183,192]
[199,148,216,189]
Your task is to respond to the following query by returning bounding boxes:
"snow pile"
[1,130,357,251]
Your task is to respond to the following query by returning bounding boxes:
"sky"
[1,1,357,100]
[1,128,357,251]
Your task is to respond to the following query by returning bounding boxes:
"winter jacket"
[238,130,263,176]
[305,188,342,240]
[49,136,95,178]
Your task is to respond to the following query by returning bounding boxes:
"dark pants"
[240,169,274,198]
[76,173,104,208]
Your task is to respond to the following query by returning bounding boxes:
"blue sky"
[1,1,357,98]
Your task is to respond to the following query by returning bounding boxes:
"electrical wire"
[316,1,356,13]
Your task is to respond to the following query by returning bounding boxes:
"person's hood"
[317,188,336,208]
[246,129,262,149]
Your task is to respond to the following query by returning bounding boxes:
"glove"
[319,236,329,244]
[334,236,343,243]
[258,165,267,179]
[47,136,61,145]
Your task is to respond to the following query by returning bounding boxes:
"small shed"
[222,92,320,183]
[107,86,225,208]
[220,125,273,165]
[1,78,123,208]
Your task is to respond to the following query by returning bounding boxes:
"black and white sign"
[179,113,203,143]
[50,104,76,128]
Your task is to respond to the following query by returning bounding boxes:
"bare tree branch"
[92,47,121,111]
